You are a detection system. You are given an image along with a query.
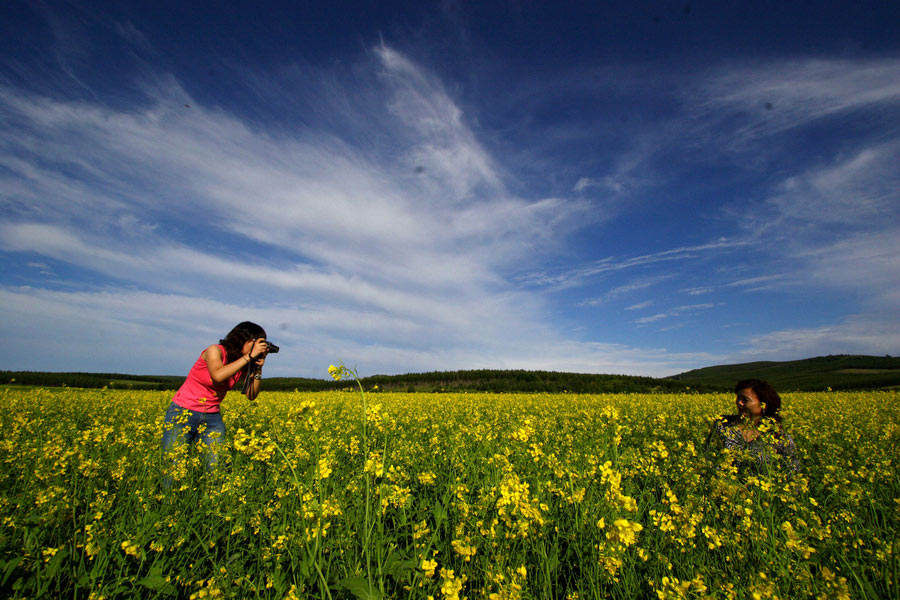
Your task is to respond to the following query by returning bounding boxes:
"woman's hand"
[248,339,269,365]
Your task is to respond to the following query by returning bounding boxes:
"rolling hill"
[666,354,900,391]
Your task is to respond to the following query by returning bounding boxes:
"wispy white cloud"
[723,131,900,311]
[735,310,900,362]
[522,239,744,290]
[0,47,591,278]
[634,313,668,325]
[497,53,900,364]
[652,57,900,188]
[681,287,713,296]
[578,275,673,307]
[573,176,625,194]
[694,57,900,149]
[375,45,505,202]
[0,285,718,377]
[725,275,788,289]
[634,304,716,326]
[757,141,900,239]
[1,45,694,376]
[793,228,900,309]
[432,54,900,364]
[626,300,653,311]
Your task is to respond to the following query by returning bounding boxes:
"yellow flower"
[328,364,350,381]
[440,568,465,600]
[421,558,438,578]
[42,547,59,562]
[451,538,477,560]
[606,518,643,547]
[120,540,141,558]
[317,457,333,480]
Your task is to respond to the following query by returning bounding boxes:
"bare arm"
[244,343,267,400]
[203,344,252,384]
[246,370,262,401]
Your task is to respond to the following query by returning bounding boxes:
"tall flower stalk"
[329,363,378,599]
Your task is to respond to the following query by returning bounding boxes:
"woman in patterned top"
[705,379,800,476]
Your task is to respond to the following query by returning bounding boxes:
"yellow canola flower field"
[0,386,898,600]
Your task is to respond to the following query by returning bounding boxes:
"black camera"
[264,341,279,354]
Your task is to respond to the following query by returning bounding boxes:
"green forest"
[3,354,898,393]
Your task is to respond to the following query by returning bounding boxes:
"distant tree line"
[0,372,185,390]
[2,369,718,393]
[332,369,720,394]
[5,355,897,393]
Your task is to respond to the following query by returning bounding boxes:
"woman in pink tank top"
[161,321,271,468]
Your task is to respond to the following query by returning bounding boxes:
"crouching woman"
[705,378,800,477]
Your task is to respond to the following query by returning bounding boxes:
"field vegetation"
[0,382,897,599]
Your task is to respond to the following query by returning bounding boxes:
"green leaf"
[298,553,313,578]
[382,553,417,579]
[339,576,384,600]
[432,500,447,527]
[42,547,68,579]
[138,574,177,596]
[1,557,25,587]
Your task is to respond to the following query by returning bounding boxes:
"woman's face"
[736,387,763,419]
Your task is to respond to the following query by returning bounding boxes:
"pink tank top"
[171,344,244,413]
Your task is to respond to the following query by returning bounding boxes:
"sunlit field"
[1,385,897,599]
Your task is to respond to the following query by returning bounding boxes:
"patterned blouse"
[705,415,800,476]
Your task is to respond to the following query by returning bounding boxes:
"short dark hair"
[220,321,267,364]
[735,379,782,420]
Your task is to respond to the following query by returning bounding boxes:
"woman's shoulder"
[201,344,225,361]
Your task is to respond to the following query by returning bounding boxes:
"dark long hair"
[735,378,782,421]
[220,321,267,364]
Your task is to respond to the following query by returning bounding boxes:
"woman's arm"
[246,367,262,401]
[244,347,266,400]
[245,341,268,400]
[203,344,252,384]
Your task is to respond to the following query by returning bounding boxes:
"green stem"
[352,371,375,598]
[272,440,333,600]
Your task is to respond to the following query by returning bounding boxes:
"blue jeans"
[161,402,226,469]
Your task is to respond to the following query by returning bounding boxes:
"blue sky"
[2,1,899,378]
